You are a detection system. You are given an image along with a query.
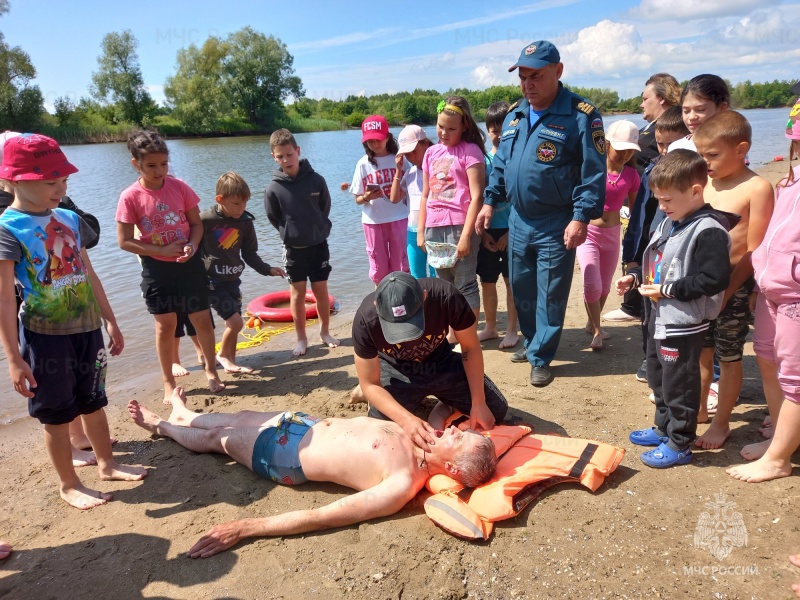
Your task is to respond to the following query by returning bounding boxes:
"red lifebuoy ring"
[247,291,336,322]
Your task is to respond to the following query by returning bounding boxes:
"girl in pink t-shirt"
[577,120,640,351]
[115,130,224,403]
[418,96,486,317]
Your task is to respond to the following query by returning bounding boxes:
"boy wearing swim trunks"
[692,112,774,448]
[200,172,285,373]
[265,129,339,357]
[0,134,147,509]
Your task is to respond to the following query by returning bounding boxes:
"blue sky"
[3,0,799,110]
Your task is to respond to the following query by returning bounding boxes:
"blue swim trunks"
[251,411,320,485]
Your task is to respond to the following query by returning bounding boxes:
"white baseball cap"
[606,120,641,151]
[397,125,427,155]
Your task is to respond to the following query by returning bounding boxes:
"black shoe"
[530,365,553,387]
[511,347,528,363]
[636,359,647,383]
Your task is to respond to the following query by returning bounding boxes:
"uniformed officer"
[477,40,605,387]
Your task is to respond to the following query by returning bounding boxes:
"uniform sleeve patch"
[502,128,517,139]
[592,130,606,155]
[536,141,557,162]
[591,117,603,129]
[539,128,567,143]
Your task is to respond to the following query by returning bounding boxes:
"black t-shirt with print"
[352,278,476,370]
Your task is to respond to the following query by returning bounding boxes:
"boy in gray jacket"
[616,150,734,468]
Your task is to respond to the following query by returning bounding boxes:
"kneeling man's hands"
[468,403,495,432]
[402,414,437,453]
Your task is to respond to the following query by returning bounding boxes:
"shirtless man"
[692,111,774,449]
[128,388,496,558]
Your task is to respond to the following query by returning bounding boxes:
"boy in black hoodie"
[265,129,338,357]
[200,172,285,373]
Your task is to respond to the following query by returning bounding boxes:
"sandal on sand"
[640,443,693,468]
[706,391,718,416]
[629,427,668,446]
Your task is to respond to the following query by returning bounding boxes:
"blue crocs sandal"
[629,427,668,446]
[640,442,693,468]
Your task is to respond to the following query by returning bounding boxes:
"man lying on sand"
[129,387,497,558]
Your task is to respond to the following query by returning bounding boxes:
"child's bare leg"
[69,416,116,450]
[727,399,800,482]
[790,554,800,598]
[585,300,606,350]
[697,359,739,449]
[189,334,204,365]
[290,281,309,356]
[44,422,112,510]
[499,276,519,349]
[696,347,715,425]
[154,313,180,404]
[0,541,11,560]
[478,282,499,342]
[311,280,339,348]
[82,408,147,481]
[171,336,189,377]
[742,356,783,460]
[188,310,225,393]
[216,313,252,373]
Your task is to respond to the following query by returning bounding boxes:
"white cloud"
[558,20,654,77]
[632,0,779,22]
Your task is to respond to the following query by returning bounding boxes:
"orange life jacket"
[424,414,625,540]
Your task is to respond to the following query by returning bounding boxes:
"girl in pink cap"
[350,115,409,285]
[577,119,641,350]
[727,96,800,483]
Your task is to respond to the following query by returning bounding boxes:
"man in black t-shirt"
[352,272,508,451]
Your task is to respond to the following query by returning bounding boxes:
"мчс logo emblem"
[694,492,748,561]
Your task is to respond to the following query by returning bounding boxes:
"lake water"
[0,107,791,424]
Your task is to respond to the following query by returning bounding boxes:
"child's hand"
[496,231,509,252]
[456,236,470,259]
[270,267,287,278]
[105,321,124,356]
[639,284,663,302]
[395,154,405,172]
[417,231,426,251]
[175,242,196,263]
[8,357,36,399]
[481,232,497,251]
[615,274,634,295]
[161,240,187,260]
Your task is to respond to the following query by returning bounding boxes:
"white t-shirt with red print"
[115,177,201,262]
[350,153,409,225]
[422,141,484,228]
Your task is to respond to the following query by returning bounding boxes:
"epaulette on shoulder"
[572,97,596,117]
[507,99,522,114]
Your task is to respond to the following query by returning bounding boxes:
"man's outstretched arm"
[187,475,417,558]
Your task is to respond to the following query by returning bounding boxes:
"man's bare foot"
[740,439,771,461]
[166,388,195,425]
[694,423,731,449]
[207,377,225,394]
[726,456,793,482]
[98,462,148,481]
[216,355,254,374]
[72,448,97,467]
[478,328,499,342]
[499,331,519,349]
[172,362,190,377]
[349,385,366,405]
[320,333,340,348]
[590,333,604,351]
[128,399,165,434]
[0,541,10,560]
[60,484,113,510]
[293,339,308,357]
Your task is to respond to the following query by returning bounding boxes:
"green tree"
[223,27,303,127]
[0,1,44,130]
[164,37,233,132]
[91,30,154,125]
